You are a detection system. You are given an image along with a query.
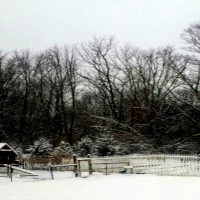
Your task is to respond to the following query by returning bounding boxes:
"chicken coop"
[0,143,18,165]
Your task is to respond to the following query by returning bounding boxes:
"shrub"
[77,136,93,157]
[95,134,116,156]
[116,144,132,155]
[129,143,156,154]
[28,137,53,157]
[53,141,74,155]
[49,141,74,164]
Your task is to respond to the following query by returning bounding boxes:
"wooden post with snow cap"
[87,154,93,175]
[73,154,78,177]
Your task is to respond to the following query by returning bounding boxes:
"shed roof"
[0,143,18,156]
[0,143,7,149]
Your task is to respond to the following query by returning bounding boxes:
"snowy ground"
[1,170,200,200]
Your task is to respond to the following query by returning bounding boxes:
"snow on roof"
[0,143,7,149]
[0,143,18,156]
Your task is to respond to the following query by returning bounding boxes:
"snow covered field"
[1,170,200,200]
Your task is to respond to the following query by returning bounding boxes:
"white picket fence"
[73,154,200,176]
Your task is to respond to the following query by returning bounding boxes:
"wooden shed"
[0,143,18,164]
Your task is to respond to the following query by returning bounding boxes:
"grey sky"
[0,0,200,52]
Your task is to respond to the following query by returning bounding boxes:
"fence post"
[78,160,81,177]
[87,154,93,175]
[73,154,78,177]
[22,160,25,169]
[49,164,54,179]
[10,164,12,182]
[7,164,9,177]
[105,163,108,175]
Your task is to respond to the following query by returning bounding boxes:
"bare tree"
[116,45,182,143]
[77,36,130,136]
[0,52,21,140]
[168,21,200,142]
[11,50,40,143]
[181,22,200,54]
[40,46,80,145]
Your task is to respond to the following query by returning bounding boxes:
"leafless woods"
[1,23,200,149]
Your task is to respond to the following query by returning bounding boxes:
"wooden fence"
[25,154,200,177]
[62,154,200,176]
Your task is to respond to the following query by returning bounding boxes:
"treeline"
[1,22,200,149]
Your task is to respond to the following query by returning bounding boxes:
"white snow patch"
[0,171,199,200]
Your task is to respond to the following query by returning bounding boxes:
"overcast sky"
[0,0,200,52]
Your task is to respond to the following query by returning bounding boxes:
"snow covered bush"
[28,137,53,157]
[53,141,74,155]
[77,136,93,157]
[116,144,132,155]
[50,141,74,164]
[158,145,177,153]
[130,143,156,154]
[158,142,198,154]
[95,134,116,156]
[176,142,198,154]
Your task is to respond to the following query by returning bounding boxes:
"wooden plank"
[50,164,77,168]
[92,161,130,165]
[2,164,38,176]
[20,174,38,177]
